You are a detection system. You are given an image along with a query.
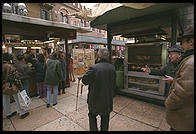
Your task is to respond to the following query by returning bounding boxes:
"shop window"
[41,9,50,20]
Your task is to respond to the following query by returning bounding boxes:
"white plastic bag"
[18,90,31,107]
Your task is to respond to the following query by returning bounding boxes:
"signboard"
[73,49,95,75]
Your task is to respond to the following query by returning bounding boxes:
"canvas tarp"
[69,3,155,21]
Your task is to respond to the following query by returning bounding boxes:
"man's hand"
[162,75,173,84]
[141,65,151,73]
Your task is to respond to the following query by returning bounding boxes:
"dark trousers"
[58,80,65,93]
[88,112,110,131]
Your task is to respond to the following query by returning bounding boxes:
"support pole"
[65,39,70,87]
[171,11,177,46]
[107,25,112,63]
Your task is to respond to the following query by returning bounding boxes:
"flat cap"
[168,45,184,53]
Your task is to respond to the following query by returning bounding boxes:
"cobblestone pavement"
[3,80,170,131]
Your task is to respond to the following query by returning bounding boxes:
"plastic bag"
[18,90,31,107]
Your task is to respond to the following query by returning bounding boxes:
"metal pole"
[75,78,80,111]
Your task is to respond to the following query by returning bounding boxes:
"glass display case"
[122,42,169,104]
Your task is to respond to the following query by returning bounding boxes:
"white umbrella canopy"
[69,3,155,21]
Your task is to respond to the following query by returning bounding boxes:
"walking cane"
[76,77,82,111]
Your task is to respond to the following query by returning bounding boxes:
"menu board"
[73,49,95,75]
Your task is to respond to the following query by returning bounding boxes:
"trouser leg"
[100,113,110,131]
[23,80,30,96]
[62,80,65,92]
[3,95,12,116]
[88,112,98,131]
[46,85,51,104]
[13,94,26,116]
[37,83,41,96]
[42,83,46,97]
[53,85,58,104]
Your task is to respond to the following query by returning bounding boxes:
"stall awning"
[61,35,126,46]
[2,12,91,40]
[69,3,156,21]
[90,3,190,31]
[89,3,191,40]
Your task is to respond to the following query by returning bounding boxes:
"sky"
[80,3,97,9]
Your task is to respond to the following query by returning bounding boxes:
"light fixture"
[2,44,6,49]
[3,3,12,11]
[23,8,28,15]
[161,37,166,40]
[44,40,54,44]
[18,3,26,10]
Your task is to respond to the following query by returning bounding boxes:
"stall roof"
[2,12,91,40]
[90,3,191,37]
[61,35,126,46]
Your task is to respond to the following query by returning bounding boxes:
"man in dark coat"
[141,45,184,96]
[82,48,116,131]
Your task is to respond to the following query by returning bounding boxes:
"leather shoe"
[6,111,17,119]
[47,104,50,108]
[20,112,29,119]
[53,103,57,106]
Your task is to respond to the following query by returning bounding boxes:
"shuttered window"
[41,9,50,20]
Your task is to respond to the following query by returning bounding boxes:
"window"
[65,15,68,23]
[41,9,50,20]
[60,12,64,22]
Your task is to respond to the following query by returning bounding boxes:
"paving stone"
[119,99,165,128]
[158,113,170,131]
[34,116,86,131]
[3,119,15,131]
[53,95,87,115]
[109,114,156,131]
[66,108,89,130]
[10,105,63,131]
[113,95,133,112]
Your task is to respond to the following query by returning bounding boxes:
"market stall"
[89,3,193,105]
[2,12,90,97]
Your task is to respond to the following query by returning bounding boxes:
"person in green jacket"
[141,45,184,96]
[44,52,63,108]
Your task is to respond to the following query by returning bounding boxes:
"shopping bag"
[18,90,31,107]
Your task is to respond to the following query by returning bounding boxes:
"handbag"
[3,82,18,96]
[18,90,31,107]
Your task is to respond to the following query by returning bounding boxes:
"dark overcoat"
[82,60,116,115]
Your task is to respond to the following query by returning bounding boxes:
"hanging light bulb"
[3,3,12,11]
[18,3,26,9]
